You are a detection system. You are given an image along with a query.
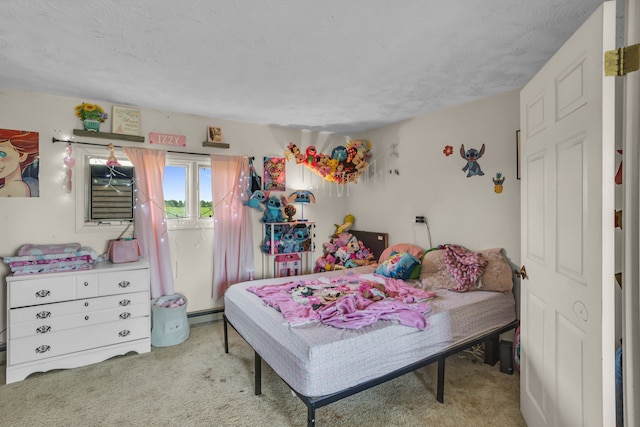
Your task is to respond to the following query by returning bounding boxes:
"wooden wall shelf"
[202,141,230,149]
[73,129,145,143]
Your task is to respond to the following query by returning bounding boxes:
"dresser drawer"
[9,276,76,308]
[9,291,149,324]
[9,316,150,365]
[9,292,149,339]
[98,268,149,296]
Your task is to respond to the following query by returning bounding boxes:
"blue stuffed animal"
[261,194,286,223]
[243,190,267,211]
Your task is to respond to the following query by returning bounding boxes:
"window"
[164,155,212,229]
[89,159,135,221]
[76,149,211,232]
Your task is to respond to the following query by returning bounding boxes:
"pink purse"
[107,238,141,263]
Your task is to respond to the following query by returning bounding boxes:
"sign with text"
[149,132,186,147]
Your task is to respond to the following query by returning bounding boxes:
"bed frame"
[223,314,519,427]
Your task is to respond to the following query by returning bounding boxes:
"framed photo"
[516,130,521,180]
[112,106,140,136]
[207,126,223,143]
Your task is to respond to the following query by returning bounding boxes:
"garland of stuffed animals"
[284,139,372,184]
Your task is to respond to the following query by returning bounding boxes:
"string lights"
[53,136,242,245]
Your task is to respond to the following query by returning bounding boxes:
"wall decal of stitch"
[492,172,505,194]
[460,143,485,177]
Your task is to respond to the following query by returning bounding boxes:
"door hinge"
[605,44,639,76]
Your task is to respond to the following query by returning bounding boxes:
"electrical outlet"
[415,216,426,223]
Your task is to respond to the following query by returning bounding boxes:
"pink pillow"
[420,247,513,293]
[378,243,424,264]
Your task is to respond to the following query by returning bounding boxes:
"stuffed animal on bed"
[358,283,388,301]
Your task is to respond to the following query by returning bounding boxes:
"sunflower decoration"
[74,102,109,123]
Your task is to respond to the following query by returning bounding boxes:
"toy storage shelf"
[262,221,315,279]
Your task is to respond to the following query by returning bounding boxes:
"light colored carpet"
[0,321,525,426]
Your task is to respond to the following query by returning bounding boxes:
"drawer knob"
[36,325,52,334]
[84,281,89,287]
[35,345,51,354]
[119,299,131,306]
[118,281,131,288]
[85,316,89,321]
[119,312,131,320]
[84,302,89,307]
[118,330,130,337]
[35,289,51,298]
[36,311,51,319]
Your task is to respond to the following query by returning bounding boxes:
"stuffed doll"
[280,229,299,253]
[333,215,355,237]
[358,283,388,301]
[261,194,286,223]
[243,189,267,212]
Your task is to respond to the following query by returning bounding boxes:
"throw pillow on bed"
[419,249,459,289]
[475,248,514,292]
[419,247,513,292]
[375,251,421,280]
[378,243,424,264]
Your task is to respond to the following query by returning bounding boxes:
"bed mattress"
[224,266,516,397]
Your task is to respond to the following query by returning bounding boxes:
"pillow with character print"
[375,251,421,280]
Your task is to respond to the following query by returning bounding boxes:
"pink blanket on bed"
[247,273,436,330]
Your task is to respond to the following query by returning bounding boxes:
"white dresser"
[5,259,151,384]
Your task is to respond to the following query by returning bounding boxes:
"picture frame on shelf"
[112,106,140,136]
[207,126,223,143]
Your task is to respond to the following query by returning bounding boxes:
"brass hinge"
[605,44,640,76]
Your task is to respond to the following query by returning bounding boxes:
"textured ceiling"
[1,0,608,135]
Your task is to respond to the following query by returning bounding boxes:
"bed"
[223,233,519,426]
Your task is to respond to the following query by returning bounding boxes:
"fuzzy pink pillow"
[419,247,513,292]
[378,243,424,264]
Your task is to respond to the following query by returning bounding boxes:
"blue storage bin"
[150,293,189,347]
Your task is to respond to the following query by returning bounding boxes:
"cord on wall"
[424,218,433,249]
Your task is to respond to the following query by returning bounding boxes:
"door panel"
[520,2,616,426]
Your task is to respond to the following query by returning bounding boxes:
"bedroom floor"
[0,321,525,426]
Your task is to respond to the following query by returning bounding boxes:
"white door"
[622,1,640,425]
[520,2,617,426]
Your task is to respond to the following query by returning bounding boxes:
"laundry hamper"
[150,293,190,347]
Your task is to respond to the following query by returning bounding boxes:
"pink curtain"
[211,155,254,299]
[123,147,175,298]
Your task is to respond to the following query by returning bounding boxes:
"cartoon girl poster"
[263,157,286,191]
[0,129,39,197]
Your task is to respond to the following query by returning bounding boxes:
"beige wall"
[347,89,521,268]
[0,87,521,345]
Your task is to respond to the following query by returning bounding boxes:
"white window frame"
[75,148,212,233]
[75,146,134,234]
[165,153,213,230]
